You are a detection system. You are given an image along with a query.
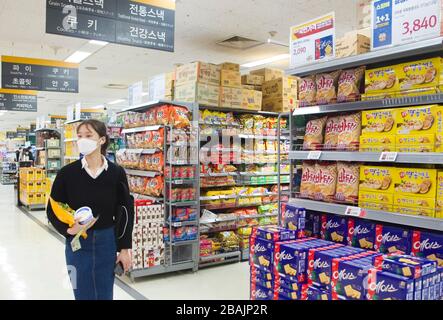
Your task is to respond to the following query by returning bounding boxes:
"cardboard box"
[262,76,298,100]
[241,89,262,111]
[242,84,262,91]
[437,172,443,219]
[336,31,370,59]
[250,68,284,82]
[393,194,436,218]
[175,61,220,86]
[367,269,414,300]
[358,190,393,212]
[359,134,396,152]
[396,134,435,153]
[262,97,295,113]
[220,69,241,88]
[148,72,175,101]
[361,108,398,135]
[219,86,242,109]
[357,0,372,29]
[359,166,396,194]
[242,74,265,86]
[174,82,220,107]
[396,105,443,135]
[393,167,437,199]
[397,57,442,92]
[218,62,240,72]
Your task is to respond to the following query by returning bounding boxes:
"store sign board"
[372,0,442,50]
[0,89,38,112]
[289,12,335,68]
[6,131,17,139]
[1,56,79,93]
[46,0,175,52]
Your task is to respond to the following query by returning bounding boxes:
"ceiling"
[0,0,357,130]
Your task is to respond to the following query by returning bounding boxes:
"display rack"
[119,101,200,280]
[1,162,17,185]
[285,36,443,233]
[62,119,82,166]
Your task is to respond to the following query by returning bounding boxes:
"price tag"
[173,222,182,227]
[307,151,322,160]
[345,206,366,217]
[218,195,227,199]
[379,152,398,162]
[174,180,184,185]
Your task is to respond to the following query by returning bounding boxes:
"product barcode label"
[345,206,364,217]
[307,151,322,160]
[379,152,398,162]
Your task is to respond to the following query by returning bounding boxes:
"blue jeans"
[65,227,117,300]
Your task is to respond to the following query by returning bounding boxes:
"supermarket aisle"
[0,185,134,300]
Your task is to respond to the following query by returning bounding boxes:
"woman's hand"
[116,249,132,273]
[67,218,97,235]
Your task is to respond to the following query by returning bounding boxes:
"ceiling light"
[65,51,92,63]
[142,92,149,96]
[89,40,109,46]
[241,54,290,68]
[108,99,126,105]
[91,105,105,109]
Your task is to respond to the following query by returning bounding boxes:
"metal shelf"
[292,93,443,116]
[238,213,278,220]
[121,125,162,134]
[238,134,290,140]
[199,105,279,116]
[64,156,79,160]
[119,148,161,155]
[200,172,238,178]
[199,120,241,127]
[125,169,160,177]
[239,172,290,177]
[165,201,198,207]
[120,100,194,113]
[130,193,163,202]
[289,151,443,164]
[165,178,197,185]
[287,37,443,77]
[128,261,195,279]
[288,198,443,232]
[165,220,198,227]
[166,239,198,246]
[200,251,241,263]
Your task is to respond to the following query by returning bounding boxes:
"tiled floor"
[0,184,250,300]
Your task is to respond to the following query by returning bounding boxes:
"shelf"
[121,125,162,134]
[165,201,198,207]
[238,213,278,220]
[119,148,161,155]
[130,193,163,202]
[288,198,443,232]
[166,239,198,246]
[292,93,443,116]
[286,37,443,77]
[200,226,238,233]
[35,128,60,132]
[128,261,195,279]
[199,120,241,127]
[165,178,197,185]
[289,151,443,164]
[120,100,194,113]
[64,119,83,125]
[201,201,279,211]
[125,169,160,178]
[199,105,279,115]
[238,134,290,140]
[64,138,78,142]
[200,172,238,178]
[165,220,198,227]
[239,172,290,177]
[200,251,241,263]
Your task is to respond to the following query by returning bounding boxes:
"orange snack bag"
[169,106,191,128]
[335,162,359,204]
[151,128,165,149]
[155,106,171,125]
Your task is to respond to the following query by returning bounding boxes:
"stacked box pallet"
[19,167,47,206]
[241,70,267,111]
[219,62,243,109]
[262,74,299,113]
[174,61,221,107]
[148,71,175,101]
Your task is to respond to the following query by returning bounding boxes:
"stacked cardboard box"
[19,167,46,206]
[262,76,299,113]
[336,30,371,59]
[174,61,221,107]
[148,72,175,101]
[219,62,242,109]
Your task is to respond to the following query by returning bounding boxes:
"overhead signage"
[6,131,17,139]
[290,12,335,68]
[46,0,175,52]
[1,56,79,93]
[0,89,38,112]
[372,0,442,50]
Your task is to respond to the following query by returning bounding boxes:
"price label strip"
[345,206,367,218]
[307,151,322,160]
[379,152,398,162]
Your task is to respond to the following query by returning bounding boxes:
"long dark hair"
[76,119,110,156]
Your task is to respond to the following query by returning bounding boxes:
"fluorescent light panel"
[108,99,126,105]
[65,51,92,63]
[241,54,290,68]
[89,40,108,46]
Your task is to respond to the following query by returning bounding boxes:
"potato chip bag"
[337,113,361,151]
[335,162,359,204]
[303,116,327,150]
[324,116,343,150]
[299,75,317,107]
[314,161,337,202]
[300,161,316,199]
[337,66,365,102]
[316,70,341,105]
[169,106,190,128]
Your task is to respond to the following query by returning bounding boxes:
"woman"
[46,119,134,300]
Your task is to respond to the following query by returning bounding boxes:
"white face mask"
[77,138,100,156]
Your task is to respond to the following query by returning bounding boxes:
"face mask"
[77,138,100,156]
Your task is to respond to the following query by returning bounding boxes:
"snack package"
[151,128,165,149]
[396,105,442,135]
[145,176,164,197]
[324,116,342,150]
[337,66,365,102]
[365,65,399,96]
[398,57,442,92]
[298,76,317,107]
[393,167,437,198]
[169,106,191,128]
[315,70,341,105]
[314,162,337,202]
[239,115,254,135]
[303,116,327,150]
[362,108,397,135]
[154,106,171,125]
[300,161,316,199]
[149,152,164,172]
[253,115,266,135]
[335,162,360,204]
[337,113,361,151]
[359,166,395,194]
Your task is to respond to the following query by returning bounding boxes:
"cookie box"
[359,165,395,194]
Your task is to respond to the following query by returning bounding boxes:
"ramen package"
[337,66,365,102]
[303,116,327,150]
[299,75,317,107]
[314,162,337,202]
[154,106,171,125]
[151,128,165,149]
[145,176,164,197]
[335,162,360,204]
[315,70,341,105]
[169,106,191,128]
[337,113,362,151]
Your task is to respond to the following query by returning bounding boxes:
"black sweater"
[46,160,134,251]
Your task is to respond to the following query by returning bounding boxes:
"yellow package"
[396,105,443,135]
[395,134,435,152]
[358,190,393,212]
[397,57,442,92]
[393,167,437,198]
[393,194,435,218]
[205,190,222,206]
[365,65,399,95]
[359,134,395,152]
[436,172,443,219]
[359,166,395,194]
[362,108,397,135]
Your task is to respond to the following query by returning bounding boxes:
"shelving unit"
[1,162,17,185]
[285,36,443,234]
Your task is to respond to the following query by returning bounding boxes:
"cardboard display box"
[357,0,372,29]
[262,76,298,101]
[174,82,220,107]
[250,68,284,82]
[242,84,262,91]
[241,89,262,111]
[336,31,370,59]
[220,69,242,88]
[175,61,221,86]
[262,97,297,113]
[219,62,240,72]
[242,74,265,86]
[148,72,175,101]
[219,86,243,109]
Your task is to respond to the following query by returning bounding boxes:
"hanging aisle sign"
[1,56,79,93]
[289,12,335,68]
[0,89,37,112]
[46,0,175,52]
[372,0,443,50]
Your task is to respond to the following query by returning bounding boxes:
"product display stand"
[62,119,83,166]
[287,37,443,233]
[1,162,17,185]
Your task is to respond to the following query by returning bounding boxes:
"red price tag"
[402,15,438,36]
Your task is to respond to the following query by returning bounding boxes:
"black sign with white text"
[0,90,38,113]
